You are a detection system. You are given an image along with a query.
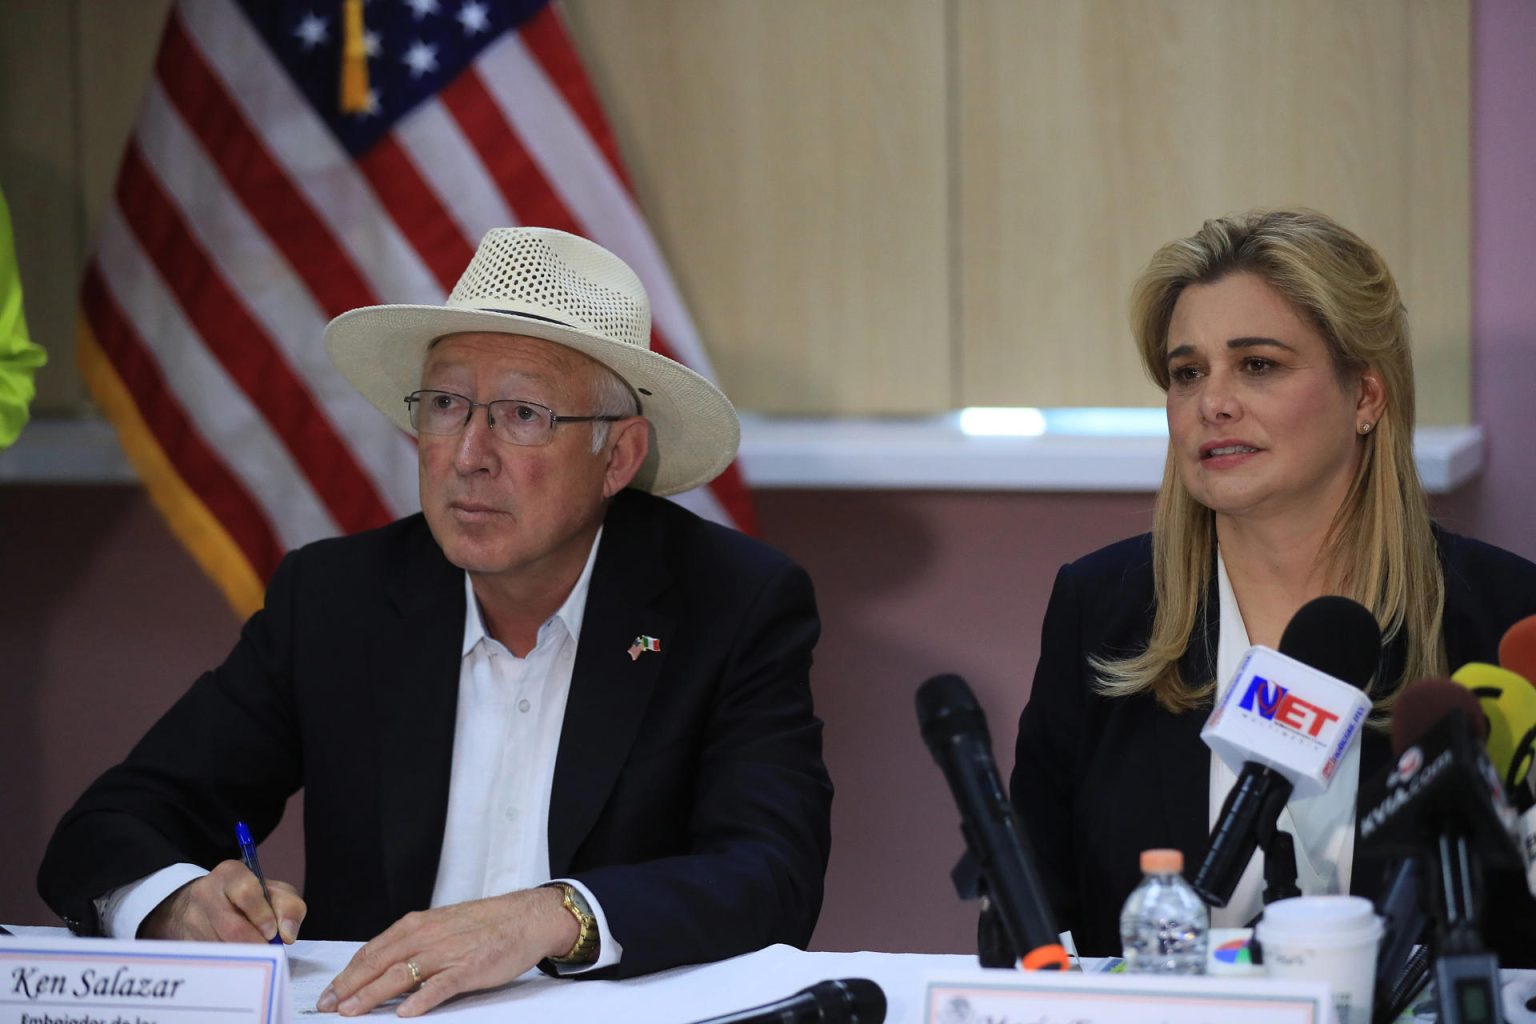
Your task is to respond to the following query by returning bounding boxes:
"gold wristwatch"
[545,882,599,964]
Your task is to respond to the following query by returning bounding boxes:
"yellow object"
[1451,662,1536,789]
[0,185,47,448]
[339,0,370,113]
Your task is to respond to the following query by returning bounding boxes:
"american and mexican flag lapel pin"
[627,634,662,662]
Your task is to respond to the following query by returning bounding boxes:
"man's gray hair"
[590,362,641,452]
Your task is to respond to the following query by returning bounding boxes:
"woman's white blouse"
[1208,549,1360,927]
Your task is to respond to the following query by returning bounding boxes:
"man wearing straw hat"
[40,228,832,1015]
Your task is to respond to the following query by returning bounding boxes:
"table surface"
[7,926,1535,1022]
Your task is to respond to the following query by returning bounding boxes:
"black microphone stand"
[958,853,1020,968]
[1259,823,1301,906]
[1428,832,1505,1024]
[1238,807,1299,929]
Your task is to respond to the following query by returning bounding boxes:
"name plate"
[924,969,1333,1024]
[1,936,289,1024]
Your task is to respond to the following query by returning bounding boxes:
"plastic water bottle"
[1119,848,1209,974]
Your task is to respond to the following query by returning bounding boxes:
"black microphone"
[1192,596,1382,908]
[1369,856,1430,1024]
[1367,680,1492,1024]
[684,978,886,1024]
[1358,680,1520,1024]
[916,674,1068,970]
[1358,681,1521,879]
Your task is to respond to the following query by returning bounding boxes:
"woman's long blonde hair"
[1093,209,1445,712]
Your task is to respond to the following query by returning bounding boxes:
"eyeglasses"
[404,389,626,447]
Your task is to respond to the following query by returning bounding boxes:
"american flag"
[78,0,755,617]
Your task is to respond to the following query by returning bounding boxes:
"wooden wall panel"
[955,0,1470,422]
[0,0,82,413]
[1402,1,1470,426]
[0,1,1472,424]
[562,0,951,415]
[0,0,171,415]
[78,1,174,251]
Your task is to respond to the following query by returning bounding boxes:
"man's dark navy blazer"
[40,489,833,979]
[1009,527,1536,964]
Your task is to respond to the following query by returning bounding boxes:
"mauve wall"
[2,0,1533,954]
[1455,0,1536,552]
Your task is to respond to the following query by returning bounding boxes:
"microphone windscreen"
[1450,662,1536,787]
[916,674,989,749]
[1278,596,1381,690]
[1498,614,1536,684]
[1390,678,1488,755]
[807,978,887,1024]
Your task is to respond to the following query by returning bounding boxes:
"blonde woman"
[1009,209,1536,961]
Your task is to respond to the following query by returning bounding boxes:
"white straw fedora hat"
[324,227,739,496]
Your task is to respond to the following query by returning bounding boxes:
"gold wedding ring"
[405,959,423,990]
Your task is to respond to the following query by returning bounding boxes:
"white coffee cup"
[1256,896,1383,1024]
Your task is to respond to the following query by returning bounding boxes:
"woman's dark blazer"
[1009,527,1536,962]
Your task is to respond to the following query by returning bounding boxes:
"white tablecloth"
[7,927,1535,1022]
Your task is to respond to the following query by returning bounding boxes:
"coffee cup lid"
[1257,895,1382,942]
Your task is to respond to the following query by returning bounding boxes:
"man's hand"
[139,859,306,944]
[316,887,578,1017]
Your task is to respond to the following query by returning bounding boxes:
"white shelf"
[0,415,1485,493]
[734,415,1484,494]
[0,418,140,483]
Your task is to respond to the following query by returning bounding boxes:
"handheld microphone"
[1522,802,1536,905]
[1496,613,1536,683]
[1496,616,1536,896]
[1358,680,1520,1024]
[1369,855,1428,1024]
[1451,662,1536,804]
[1193,596,1380,907]
[684,978,886,1024]
[1498,616,1536,801]
[1367,680,1491,1024]
[1358,680,1517,867]
[916,674,1069,970]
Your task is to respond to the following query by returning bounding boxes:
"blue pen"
[235,821,285,945]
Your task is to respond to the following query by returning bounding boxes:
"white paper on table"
[283,942,981,1021]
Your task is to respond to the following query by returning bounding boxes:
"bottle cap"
[1139,848,1183,874]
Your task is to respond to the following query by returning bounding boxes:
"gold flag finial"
[340,0,369,113]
